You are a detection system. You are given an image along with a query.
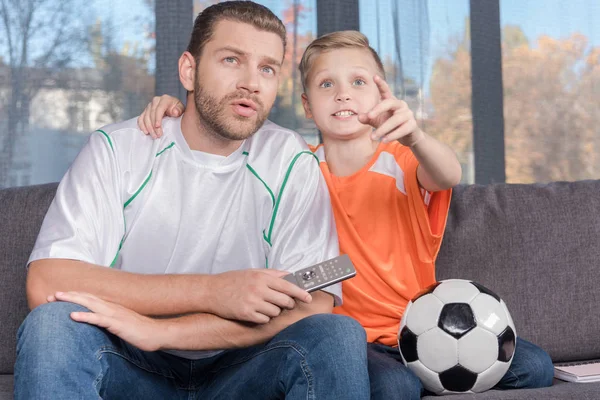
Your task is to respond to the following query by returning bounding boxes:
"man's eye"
[224,57,237,64]
[262,66,274,75]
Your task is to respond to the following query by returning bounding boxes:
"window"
[500,0,600,183]
[359,0,474,183]
[0,0,155,187]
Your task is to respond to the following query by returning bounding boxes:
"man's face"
[302,48,382,141]
[193,20,284,141]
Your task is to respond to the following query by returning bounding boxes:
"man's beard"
[193,78,269,141]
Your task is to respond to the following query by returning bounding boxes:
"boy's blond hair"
[299,30,386,91]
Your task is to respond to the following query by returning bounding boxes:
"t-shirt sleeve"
[266,151,342,306]
[401,151,452,261]
[28,131,125,268]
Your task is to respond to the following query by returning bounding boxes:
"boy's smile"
[302,47,382,141]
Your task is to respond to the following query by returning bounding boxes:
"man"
[14,2,370,399]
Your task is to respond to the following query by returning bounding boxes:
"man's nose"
[237,69,260,94]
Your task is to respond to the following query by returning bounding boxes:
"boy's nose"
[336,94,351,102]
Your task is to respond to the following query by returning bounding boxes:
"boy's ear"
[301,93,313,119]
[179,51,196,92]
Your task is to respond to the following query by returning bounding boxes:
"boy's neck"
[322,134,380,177]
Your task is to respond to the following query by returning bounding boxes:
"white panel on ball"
[408,360,445,394]
[417,328,458,373]
[470,293,509,335]
[404,294,444,335]
[433,279,480,304]
[470,360,512,393]
[457,328,499,373]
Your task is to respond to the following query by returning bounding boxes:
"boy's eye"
[319,81,333,88]
[353,78,366,86]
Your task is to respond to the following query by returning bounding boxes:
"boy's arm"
[138,95,185,138]
[409,131,462,192]
[361,75,462,192]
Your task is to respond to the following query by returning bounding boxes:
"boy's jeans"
[367,338,554,400]
[15,302,370,400]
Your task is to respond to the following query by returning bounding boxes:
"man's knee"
[17,302,104,357]
[280,314,367,363]
[296,314,366,345]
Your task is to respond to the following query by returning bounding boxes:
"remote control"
[283,254,356,292]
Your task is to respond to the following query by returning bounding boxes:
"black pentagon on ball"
[470,281,501,302]
[439,365,478,392]
[438,303,477,339]
[411,281,441,302]
[398,326,419,363]
[498,325,516,362]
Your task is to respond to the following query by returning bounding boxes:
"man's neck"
[322,132,380,177]
[181,108,244,156]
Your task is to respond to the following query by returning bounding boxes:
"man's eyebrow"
[216,46,282,67]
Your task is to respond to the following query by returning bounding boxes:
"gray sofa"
[1,180,600,399]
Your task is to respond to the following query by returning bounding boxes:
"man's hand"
[138,95,185,139]
[358,75,425,147]
[52,291,164,352]
[207,269,312,324]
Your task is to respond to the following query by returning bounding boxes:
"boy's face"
[302,48,382,140]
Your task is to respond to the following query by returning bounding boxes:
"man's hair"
[187,1,287,62]
[299,30,386,91]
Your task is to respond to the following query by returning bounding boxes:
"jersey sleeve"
[28,131,125,267]
[266,151,342,305]
[401,150,452,261]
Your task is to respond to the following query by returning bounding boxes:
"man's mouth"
[232,99,258,111]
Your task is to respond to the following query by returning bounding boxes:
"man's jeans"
[367,337,554,399]
[15,302,370,399]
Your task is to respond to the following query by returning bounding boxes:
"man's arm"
[159,291,334,350]
[52,290,335,351]
[27,259,210,314]
[29,259,310,323]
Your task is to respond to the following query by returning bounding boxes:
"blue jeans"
[15,302,370,400]
[367,337,554,399]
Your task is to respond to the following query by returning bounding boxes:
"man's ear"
[179,51,196,92]
[301,93,313,119]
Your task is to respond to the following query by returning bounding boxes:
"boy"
[139,31,554,399]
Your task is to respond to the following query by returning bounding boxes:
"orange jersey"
[311,142,452,346]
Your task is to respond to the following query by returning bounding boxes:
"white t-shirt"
[29,116,341,359]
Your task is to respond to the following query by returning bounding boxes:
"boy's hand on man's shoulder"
[358,75,425,147]
[138,95,185,139]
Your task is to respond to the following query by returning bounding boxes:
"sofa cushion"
[0,183,57,374]
[436,181,600,363]
[423,380,600,400]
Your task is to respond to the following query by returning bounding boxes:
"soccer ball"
[398,279,516,394]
